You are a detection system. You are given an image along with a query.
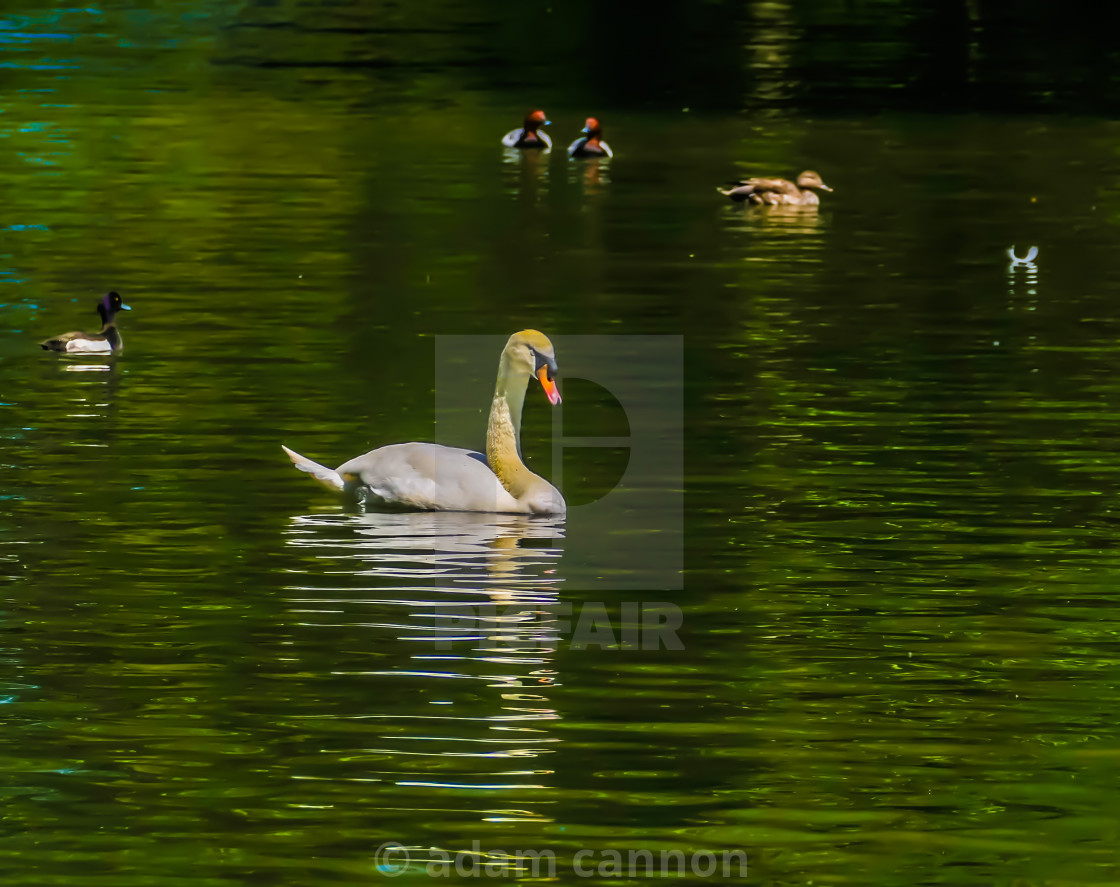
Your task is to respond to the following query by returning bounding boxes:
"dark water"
[5,3,1120,885]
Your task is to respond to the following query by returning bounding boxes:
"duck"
[718,170,832,206]
[40,291,131,353]
[501,110,552,149]
[282,330,566,514]
[568,117,613,158]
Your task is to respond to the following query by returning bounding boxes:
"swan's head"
[506,329,561,406]
[581,117,603,136]
[796,170,832,192]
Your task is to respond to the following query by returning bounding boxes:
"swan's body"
[283,330,565,515]
[40,291,131,353]
[719,170,832,206]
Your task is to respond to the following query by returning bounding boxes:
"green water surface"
[4,2,1120,885]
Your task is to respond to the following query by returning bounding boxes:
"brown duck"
[719,170,832,206]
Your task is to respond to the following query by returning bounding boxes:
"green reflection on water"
[5,3,1120,887]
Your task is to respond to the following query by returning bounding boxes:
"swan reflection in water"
[287,510,563,587]
[283,510,565,825]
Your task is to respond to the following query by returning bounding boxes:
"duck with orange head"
[502,110,552,149]
[568,117,613,158]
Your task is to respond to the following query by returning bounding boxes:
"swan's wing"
[337,442,525,513]
[501,128,525,147]
[598,140,613,158]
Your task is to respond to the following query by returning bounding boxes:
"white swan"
[282,330,565,514]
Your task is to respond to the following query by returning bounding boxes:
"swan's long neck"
[486,355,538,497]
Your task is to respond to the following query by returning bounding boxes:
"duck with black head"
[568,117,612,158]
[502,110,552,149]
[40,291,131,354]
[718,170,832,206]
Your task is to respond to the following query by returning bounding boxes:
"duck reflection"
[722,204,827,273]
[50,359,120,421]
[568,155,611,197]
[283,510,564,823]
[723,201,825,237]
[502,145,549,201]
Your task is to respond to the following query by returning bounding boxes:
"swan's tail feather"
[281,444,346,492]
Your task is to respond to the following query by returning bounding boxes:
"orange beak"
[537,366,561,405]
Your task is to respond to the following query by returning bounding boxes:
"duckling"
[719,170,832,206]
[568,117,613,158]
[40,291,131,353]
[501,110,552,149]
